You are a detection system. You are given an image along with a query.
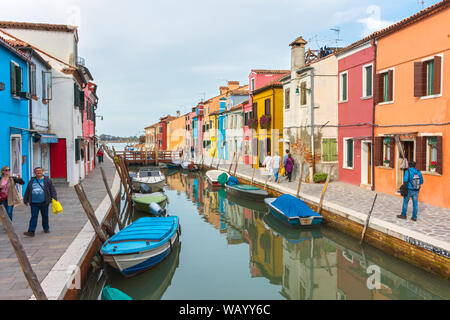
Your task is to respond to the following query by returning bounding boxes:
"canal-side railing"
[114,150,182,164]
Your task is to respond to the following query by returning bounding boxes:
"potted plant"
[313,173,328,183]
[430,161,437,172]
[248,118,258,130]
[383,159,390,167]
[259,115,271,130]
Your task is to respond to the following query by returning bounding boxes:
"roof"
[251,72,289,95]
[4,37,52,69]
[335,0,450,56]
[0,21,78,33]
[0,36,31,63]
[250,69,290,75]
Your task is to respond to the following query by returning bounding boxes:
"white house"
[0,22,89,186]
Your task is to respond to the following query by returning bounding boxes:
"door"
[367,143,372,185]
[396,140,414,189]
[10,135,22,194]
[50,138,67,178]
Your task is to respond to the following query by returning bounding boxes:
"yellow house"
[208,112,219,157]
[252,76,286,167]
[167,113,186,151]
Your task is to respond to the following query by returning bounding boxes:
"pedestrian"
[397,161,423,222]
[285,153,295,182]
[283,149,289,176]
[262,152,273,181]
[272,152,281,183]
[0,166,25,220]
[191,146,194,159]
[23,167,57,237]
[97,148,104,163]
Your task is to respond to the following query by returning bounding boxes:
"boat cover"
[102,286,133,300]
[132,194,167,205]
[272,194,321,218]
[226,176,239,186]
[231,184,261,191]
[218,172,229,186]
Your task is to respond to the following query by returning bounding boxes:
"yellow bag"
[52,198,63,215]
[279,167,285,176]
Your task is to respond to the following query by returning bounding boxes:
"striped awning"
[40,134,58,144]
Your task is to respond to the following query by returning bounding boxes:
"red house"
[157,115,176,150]
[336,41,375,189]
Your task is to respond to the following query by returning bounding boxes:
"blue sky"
[1,0,441,136]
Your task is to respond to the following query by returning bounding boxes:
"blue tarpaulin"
[226,176,239,186]
[272,194,320,218]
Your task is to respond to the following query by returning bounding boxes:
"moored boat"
[264,194,322,227]
[167,161,182,169]
[181,161,198,171]
[225,183,268,201]
[101,216,181,277]
[131,192,167,213]
[132,166,165,192]
[205,170,229,187]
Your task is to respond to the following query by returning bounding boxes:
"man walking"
[262,152,273,181]
[283,149,289,175]
[23,167,58,236]
[397,161,423,222]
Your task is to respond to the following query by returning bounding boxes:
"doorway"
[50,138,67,178]
[361,141,373,187]
[396,140,414,189]
[10,135,22,194]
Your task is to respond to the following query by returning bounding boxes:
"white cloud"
[357,5,393,36]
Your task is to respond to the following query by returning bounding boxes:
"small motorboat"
[205,170,229,187]
[167,161,182,169]
[181,161,198,171]
[225,184,268,201]
[264,194,322,227]
[102,286,133,300]
[132,192,168,213]
[101,216,181,277]
[132,167,165,192]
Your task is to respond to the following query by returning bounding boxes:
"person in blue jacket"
[397,161,423,221]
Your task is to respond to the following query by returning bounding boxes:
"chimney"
[289,36,307,79]
[219,86,229,95]
[176,110,180,117]
[227,81,239,91]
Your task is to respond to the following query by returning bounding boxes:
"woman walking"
[285,154,295,182]
[0,166,25,220]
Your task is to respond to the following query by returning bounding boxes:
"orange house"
[374,1,450,208]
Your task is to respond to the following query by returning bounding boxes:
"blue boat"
[264,194,322,227]
[167,161,182,169]
[101,216,181,277]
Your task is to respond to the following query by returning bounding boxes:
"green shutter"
[15,65,22,94]
[10,62,16,95]
[366,66,372,97]
[75,139,80,161]
[347,139,353,167]
[342,74,347,101]
[383,73,389,102]
[427,60,434,96]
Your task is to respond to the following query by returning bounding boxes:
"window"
[322,138,337,162]
[10,61,23,97]
[264,99,271,115]
[426,137,437,171]
[42,72,52,100]
[339,71,348,102]
[75,138,81,161]
[383,137,391,164]
[210,120,213,128]
[300,82,307,105]
[284,88,290,109]
[414,56,441,97]
[244,112,248,126]
[343,138,354,168]
[30,64,36,96]
[363,64,373,97]
[376,70,393,103]
[251,78,255,92]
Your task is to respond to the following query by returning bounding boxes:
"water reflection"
[164,170,449,300]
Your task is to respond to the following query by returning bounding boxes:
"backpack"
[409,170,421,190]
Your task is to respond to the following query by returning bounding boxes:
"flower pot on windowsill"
[383,161,390,167]
[430,167,436,172]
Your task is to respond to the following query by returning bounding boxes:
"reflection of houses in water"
[248,212,283,284]
[223,198,245,244]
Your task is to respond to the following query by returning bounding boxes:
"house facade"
[82,80,98,176]
[167,111,185,152]
[373,2,450,208]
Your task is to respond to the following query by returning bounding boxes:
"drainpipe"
[371,40,377,191]
[310,68,315,178]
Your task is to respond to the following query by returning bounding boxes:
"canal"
[80,163,450,300]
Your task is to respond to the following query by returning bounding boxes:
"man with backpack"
[397,161,423,221]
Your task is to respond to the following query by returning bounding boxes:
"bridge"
[113,150,183,165]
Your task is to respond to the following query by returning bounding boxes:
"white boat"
[132,166,165,192]
[181,161,198,171]
[205,170,229,187]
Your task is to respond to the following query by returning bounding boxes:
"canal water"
[81,168,450,300]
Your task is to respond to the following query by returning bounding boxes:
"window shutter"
[74,83,79,107]
[374,137,383,166]
[414,62,426,97]
[415,137,426,171]
[10,62,16,95]
[374,73,383,104]
[436,136,443,174]
[16,65,22,94]
[285,88,290,109]
[433,56,441,95]
[389,138,395,168]
[347,140,353,167]
[387,70,393,101]
[75,139,80,161]
[265,99,270,115]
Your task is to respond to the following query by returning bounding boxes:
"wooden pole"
[100,167,124,230]
[233,152,240,176]
[251,166,256,185]
[74,184,108,244]
[228,152,236,174]
[360,193,378,245]
[118,156,133,192]
[264,172,269,190]
[216,152,223,170]
[145,148,148,166]
[0,206,48,300]
[112,155,132,207]
[210,149,216,168]
[296,162,304,198]
[317,166,333,215]
[200,154,204,169]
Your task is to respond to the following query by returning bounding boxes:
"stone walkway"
[198,156,450,243]
[0,158,116,300]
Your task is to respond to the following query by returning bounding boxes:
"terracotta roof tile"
[0,21,77,32]
[250,69,290,74]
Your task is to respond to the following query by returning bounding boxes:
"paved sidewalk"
[197,155,450,243]
[0,158,116,300]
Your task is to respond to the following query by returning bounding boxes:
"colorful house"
[157,115,176,151]
[224,103,244,163]
[217,97,228,161]
[373,1,450,208]
[251,73,287,168]
[336,40,375,189]
[167,111,185,152]
[244,70,289,165]
[0,36,31,194]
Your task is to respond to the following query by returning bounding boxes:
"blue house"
[217,97,228,161]
[0,37,31,194]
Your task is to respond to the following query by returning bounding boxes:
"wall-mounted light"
[0,82,5,91]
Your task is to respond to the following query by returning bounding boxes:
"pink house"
[243,70,289,164]
[336,41,375,189]
[82,81,98,176]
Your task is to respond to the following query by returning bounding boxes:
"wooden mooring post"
[296,162,304,198]
[209,149,216,168]
[233,153,240,176]
[216,152,223,170]
[317,166,333,215]
[360,193,378,245]
[74,184,109,244]
[251,166,256,185]
[100,167,124,230]
[228,152,236,174]
[0,206,48,300]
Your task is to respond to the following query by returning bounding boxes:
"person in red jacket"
[97,148,104,163]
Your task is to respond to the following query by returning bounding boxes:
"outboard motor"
[149,202,166,216]
[139,184,152,194]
